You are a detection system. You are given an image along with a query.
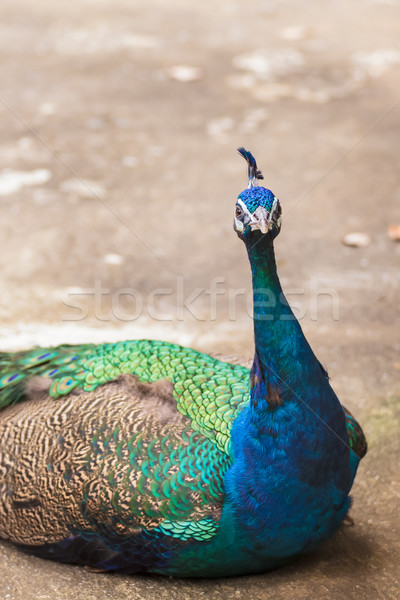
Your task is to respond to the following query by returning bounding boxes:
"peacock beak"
[249,206,271,234]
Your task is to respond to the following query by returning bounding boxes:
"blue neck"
[244,232,326,407]
[221,232,351,564]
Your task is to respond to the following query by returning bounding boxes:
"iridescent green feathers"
[343,409,368,459]
[0,341,250,455]
[0,346,91,408]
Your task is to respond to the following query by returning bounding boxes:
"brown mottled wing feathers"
[0,375,229,546]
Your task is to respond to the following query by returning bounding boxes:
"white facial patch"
[234,197,280,234]
[234,198,251,232]
[234,216,244,232]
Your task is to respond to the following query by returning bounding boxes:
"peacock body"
[0,149,366,577]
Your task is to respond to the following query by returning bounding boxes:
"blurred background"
[0,0,399,598]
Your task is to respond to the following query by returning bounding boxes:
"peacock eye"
[235,206,243,218]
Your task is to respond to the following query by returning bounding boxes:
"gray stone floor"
[0,0,399,598]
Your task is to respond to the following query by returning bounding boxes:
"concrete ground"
[0,0,399,598]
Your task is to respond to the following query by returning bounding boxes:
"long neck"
[245,232,322,396]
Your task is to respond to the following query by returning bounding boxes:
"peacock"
[0,148,366,578]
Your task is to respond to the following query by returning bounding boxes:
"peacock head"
[234,147,282,240]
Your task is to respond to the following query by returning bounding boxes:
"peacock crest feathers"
[237,147,264,186]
